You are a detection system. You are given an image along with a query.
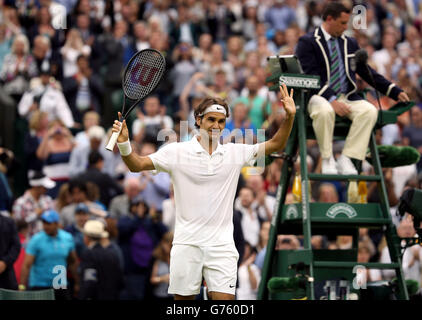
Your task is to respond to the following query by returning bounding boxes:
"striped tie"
[329,38,341,96]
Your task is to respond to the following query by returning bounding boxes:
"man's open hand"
[279,83,296,118]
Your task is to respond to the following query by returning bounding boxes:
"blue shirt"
[26,229,75,288]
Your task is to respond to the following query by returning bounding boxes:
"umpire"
[78,220,124,300]
[0,213,21,290]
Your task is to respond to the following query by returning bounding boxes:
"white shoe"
[337,154,358,175]
[322,156,338,175]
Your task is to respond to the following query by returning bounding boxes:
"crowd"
[0,0,422,300]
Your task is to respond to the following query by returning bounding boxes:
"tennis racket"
[106,48,166,151]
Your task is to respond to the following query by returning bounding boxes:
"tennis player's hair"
[194,97,229,129]
[322,1,351,21]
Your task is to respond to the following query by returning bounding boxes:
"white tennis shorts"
[168,243,239,296]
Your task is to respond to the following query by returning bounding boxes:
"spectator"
[27,6,63,52]
[109,177,142,221]
[12,171,56,238]
[62,54,103,125]
[118,199,167,300]
[68,125,115,178]
[0,33,37,102]
[75,150,123,208]
[200,43,235,86]
[64,203,90,258]
[236,187,261,248]
[13,220,29,286]
[19,210,79,300]
[0,213,21,290]
[59,179,106,229]
[31,35,62,81]
[60,29,91,78]
[24,110,49,176]
[403,105,422,172]
[78,220,124,300]
[73,111,101,149]
[55,183,72,212]
[357,241,382,282]
[132,96,173,146]
[192,33,213,65]
[169,42,199,113]
[223,101,257,144]
[169,4,203,49]
[236,242,260,300]
[136,143,171,213]
[36,120,75,198]
[234,75,271,129]
[254,221,271,270]
[150,231,173,301]
[264,0,297,32]
[0,23,13,67]
[246,174,276,222]
[18,65,75,128]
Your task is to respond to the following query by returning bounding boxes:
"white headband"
[198,104,227,117]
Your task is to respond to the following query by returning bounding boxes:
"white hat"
[29,171,56,189]
[83,220,109,239]
[87,125,105,140]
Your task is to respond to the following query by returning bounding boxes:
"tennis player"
[112,83,296,300]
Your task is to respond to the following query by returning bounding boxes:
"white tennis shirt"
[149,135,262,246]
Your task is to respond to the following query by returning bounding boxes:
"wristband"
[117,140,132,156]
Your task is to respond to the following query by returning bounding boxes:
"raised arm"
[112,112,155,172]
[261,84,296,156]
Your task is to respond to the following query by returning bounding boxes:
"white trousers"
[308,94,378,160]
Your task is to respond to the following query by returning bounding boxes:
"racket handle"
[106,129,121,151]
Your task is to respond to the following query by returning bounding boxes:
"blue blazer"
[295,27,403,102]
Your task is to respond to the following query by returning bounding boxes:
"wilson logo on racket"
[131,63,160,86]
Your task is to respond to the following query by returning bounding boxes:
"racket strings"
[123,50,166,101]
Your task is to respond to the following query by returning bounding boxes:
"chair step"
[308,173,382,181]
[313,261,400,269]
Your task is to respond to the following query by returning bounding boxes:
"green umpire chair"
[258,55,415,300]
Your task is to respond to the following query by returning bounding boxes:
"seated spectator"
[0,33,37,102]
[31,35,62,81]
[223,102,257,144]
[236,242,260,300]
[60,29,91,78]
[62,55,104,125]
[60,179,106,229]
[109,177,142,221]
[12,171,56,238]
[200,43,235,86]
[233,75,271,129]
[78,220,124,300]
[73,111,101,149]
[64,203,90,259]
[403,105,422,172]
[236,187,262,248]
[254,221,271,270]
[69,125,115,177]
[24,110,49,176]
[132,96,173,146]
[150,231,173,301]
[357,241,382,282]
[75,150,123,208]
[18,65,75,128]
[36,120,75,198]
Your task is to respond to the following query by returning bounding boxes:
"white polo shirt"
[148,136,262,247]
